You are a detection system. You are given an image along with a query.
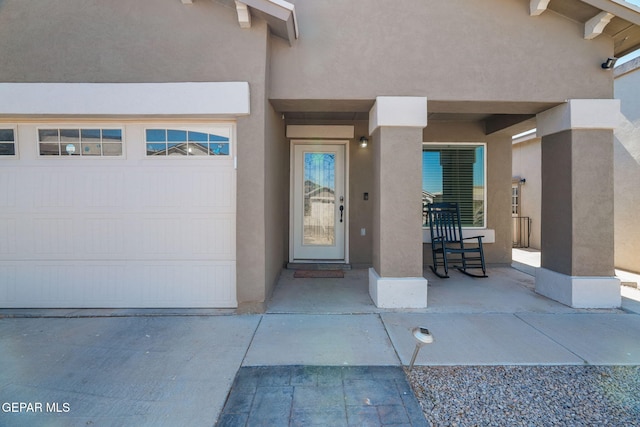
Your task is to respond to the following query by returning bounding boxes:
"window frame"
[143,125,233,158]
[422,142,487,229]
[0,126,18,158]
[36,126,125,157]
[511,183,520,216]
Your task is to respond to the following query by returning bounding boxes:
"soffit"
[271,99,557,136]
[546,0,640,56]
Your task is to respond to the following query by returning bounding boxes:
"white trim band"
[535,267,621,308]
[369,96,428,134]
[0,82,251,117]
[536,99,620,137]
[368,268,428,308]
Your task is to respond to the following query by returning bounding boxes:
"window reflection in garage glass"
[38,128,123,156]
[0,128,16,156]
[146,128,230,156]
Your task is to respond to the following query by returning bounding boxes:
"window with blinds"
[422,144,486,228]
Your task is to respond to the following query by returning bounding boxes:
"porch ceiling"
[271,99,556,135]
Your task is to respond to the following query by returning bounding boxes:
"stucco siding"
[0,0,264,84]
[614,62,640,273]
[348,122,374,267]
[270,0,613,103]
[512,138,542,249]
[264,102,289,304]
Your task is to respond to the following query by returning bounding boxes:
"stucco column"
[367,96,429,308]
[535,99,621,308]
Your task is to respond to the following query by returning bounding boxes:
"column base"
[535,268,621,308]
[368,268,428,308]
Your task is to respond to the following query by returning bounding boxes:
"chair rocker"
[426,202,487,278]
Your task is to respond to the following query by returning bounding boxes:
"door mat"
[293,270,344,278]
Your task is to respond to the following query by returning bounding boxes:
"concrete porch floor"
[269,250,640,315]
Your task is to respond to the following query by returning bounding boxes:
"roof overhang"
[531,0,640,57]
[235,0,298,45]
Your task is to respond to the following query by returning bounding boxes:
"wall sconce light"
[601,57,617,70]
[359,136,369,148]
[519,178,526,184]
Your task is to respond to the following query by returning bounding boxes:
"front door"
[291,142,346,262]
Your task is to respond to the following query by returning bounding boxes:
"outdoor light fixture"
[601,57,617,70]
[359,136,369,148]
[408,327,434,369]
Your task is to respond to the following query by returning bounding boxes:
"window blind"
[422,144,485,227]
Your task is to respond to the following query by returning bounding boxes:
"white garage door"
[0,123,236,308]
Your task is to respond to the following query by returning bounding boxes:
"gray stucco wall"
[0,0,265,83]
[271,0,613,103]
[263,102,289,306]
[541,129,615,277]
[372,126,424,278]
[349,122,374,267]
[512,138,542,250]
[614,61,640,273]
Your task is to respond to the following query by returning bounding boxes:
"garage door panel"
[0,170,16,208]
[33,171,77,209]
[2,214,234,261]
[0,218,17,255]
[0,122,237,308]
[80,217,126,255]
[190,216,235,256]
[141,262,235,307]
[137,168,234,211]
[32,217,76,254]
[0,264,17,303]
[0,261,235,308]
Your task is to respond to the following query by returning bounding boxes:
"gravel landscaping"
[407,365,640,426]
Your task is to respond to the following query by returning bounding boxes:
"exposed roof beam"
[585,11,615,39]
[241,0,298,45]
[530,0,551,16]
[580,0,640,25]
[235,1,252,29]
[484,114,536,136]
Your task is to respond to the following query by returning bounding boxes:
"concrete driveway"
[2,265,640,426]
[0,315,259,426]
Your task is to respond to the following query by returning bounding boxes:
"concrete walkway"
[1,264,640,426]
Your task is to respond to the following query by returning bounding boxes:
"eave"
[236,0,298,45]
[530,0,640,57]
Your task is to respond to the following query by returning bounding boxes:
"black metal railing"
[512,216,531,248]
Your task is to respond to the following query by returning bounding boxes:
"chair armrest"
[462,235,484,243]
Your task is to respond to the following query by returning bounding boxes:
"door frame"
[289,139,350,263]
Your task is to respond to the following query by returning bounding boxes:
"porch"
[267,251,640,315]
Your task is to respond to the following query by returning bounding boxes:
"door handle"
[339,205,344,223]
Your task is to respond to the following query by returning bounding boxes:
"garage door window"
[38,128,123,156]
[146,128,230,156]
[0,128,16,156]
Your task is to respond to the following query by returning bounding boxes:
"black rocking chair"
[426,202,488,278]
